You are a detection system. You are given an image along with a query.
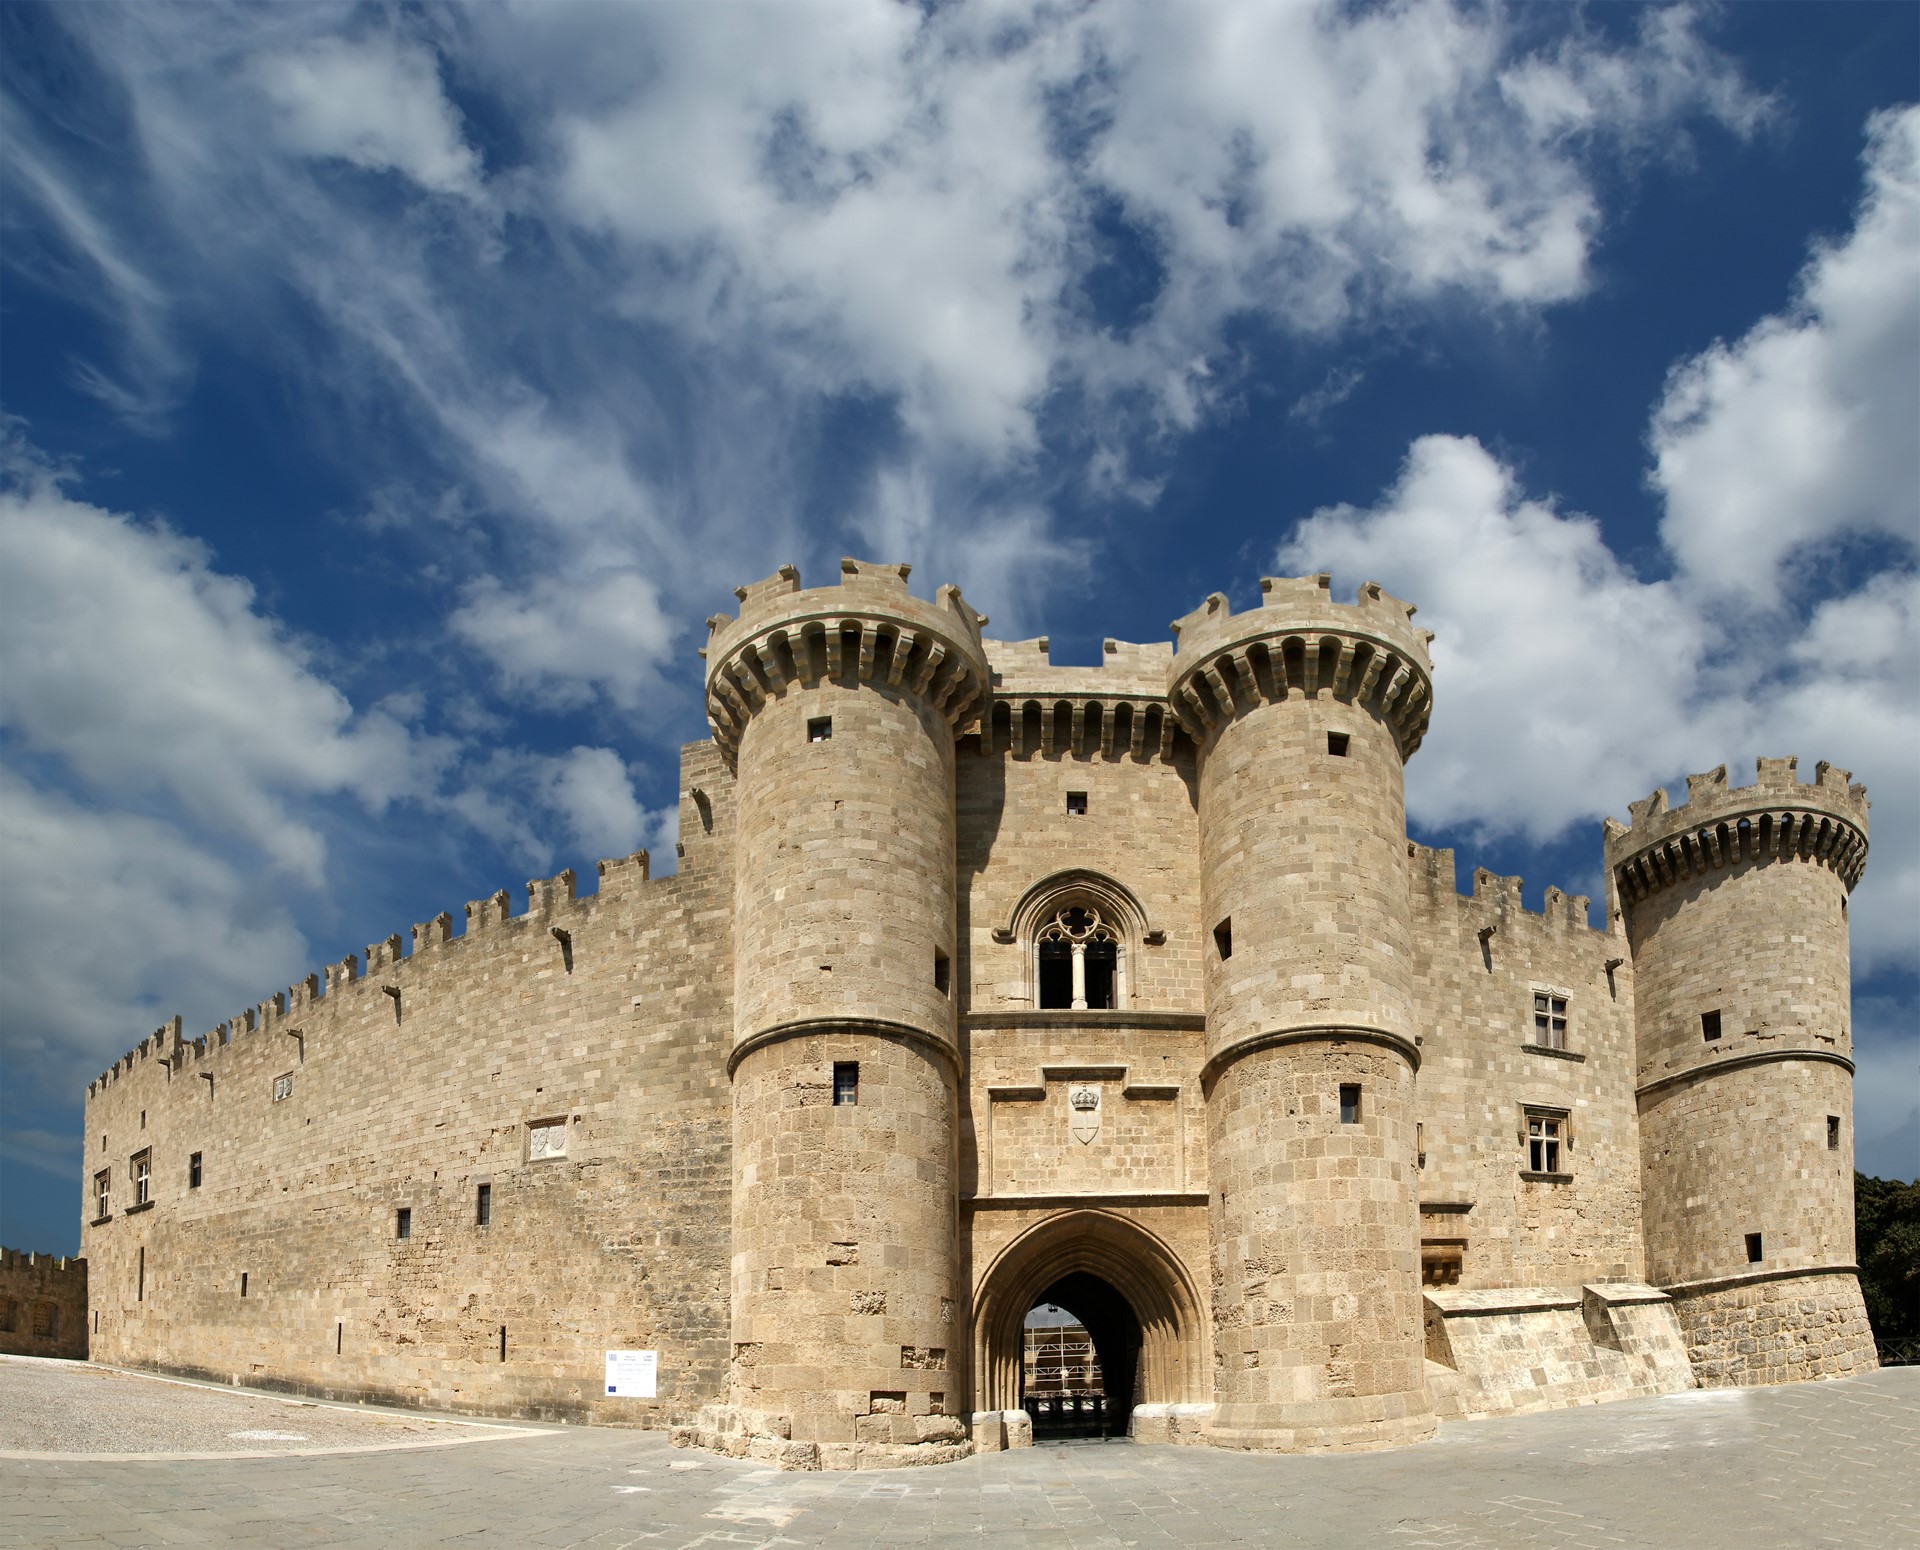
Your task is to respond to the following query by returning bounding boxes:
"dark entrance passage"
[1021,1271,1142,1440]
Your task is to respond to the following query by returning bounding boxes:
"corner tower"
[702,559,989,1466]
[1173,576,1437,1451]
[1607,758,1878,1385]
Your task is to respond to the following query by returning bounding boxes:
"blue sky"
[2,0,1914,1255]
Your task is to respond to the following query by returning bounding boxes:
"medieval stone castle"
[78,562,1877,1468]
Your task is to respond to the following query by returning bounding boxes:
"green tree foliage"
[1855,1172,1920,1346]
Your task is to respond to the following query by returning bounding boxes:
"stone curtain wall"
[1667,1269,1877,1386]
[0,1248,88,1360]
[79,743,737,1424]
[1405,846,1647,1287]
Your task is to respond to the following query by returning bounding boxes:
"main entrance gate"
[972,1210,1206,1437]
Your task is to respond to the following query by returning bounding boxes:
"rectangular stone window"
[527,1118,568,1161]
[1746,1231,1763,1263]
[807,716,832,742]
[189,1152,202,1189]
[396,1207,412,1241]
[833,1062,859,1106]
[476,1183,491,1226]
[137,1246,144,1303]
[1213,918,1232,960]
[934,951,951,995]
[1339,1084,1362,1124]
[240,1272,248,1297]
[93,1168,110,1222]
[272,1071,293,1103]
[1327,732,1350,757]
[131,1148,152,1206]
[1827,1115,1841,1150]
[1702,1009,1722,1041]
[1532,991,1568,1050]
[1525,1109,1568,1176]
[1066,790,1088,815]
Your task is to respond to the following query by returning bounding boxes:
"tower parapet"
[1610,756,1876,1387]
[703,559,988,769]
[1167,575,1433,759]
[1605,757,1867,909]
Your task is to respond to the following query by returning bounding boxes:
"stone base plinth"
[1665,1267,1878,1388]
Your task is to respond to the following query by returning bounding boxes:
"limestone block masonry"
[0,1248,88,1360]
[79,562,1876,1470]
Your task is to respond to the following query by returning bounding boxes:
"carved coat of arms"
[1068,1084,1101,1145]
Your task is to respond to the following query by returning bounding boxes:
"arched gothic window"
[1001,871,1148,1012]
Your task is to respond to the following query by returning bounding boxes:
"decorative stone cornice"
[701,559,992,767]
[1165,575,1434,760]
[1605,757,1869,906]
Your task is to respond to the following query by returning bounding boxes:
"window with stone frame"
[1523,1108,1570,1177]
[131,1148,152,1207]
[1531,990,1569,1050]
[93,1168,110,1221]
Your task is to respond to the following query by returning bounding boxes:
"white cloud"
[1279,434,1735,843]
[1650,105,1920,602]
[443,744,667,874]
[0,768,309,1090]
[252,36,484,198]
[450,569,677,712]
[0,453,438,879]
[1276,107,1919,982]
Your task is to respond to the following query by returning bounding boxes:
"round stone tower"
[1172,575,1437,1452]
[1606,757,1877,1386]
[702,558,989,1466]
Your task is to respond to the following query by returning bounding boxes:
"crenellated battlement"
[1166,576,1434,759]
[1407,843,1600,936]
[1604,757,1869,905]
[88,851,659,1093]
[702,558,992,766]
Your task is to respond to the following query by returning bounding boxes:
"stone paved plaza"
[2,1358,1916,1548]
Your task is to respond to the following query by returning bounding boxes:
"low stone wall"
[1665,1267,1877,1387]
[1423,1283,1693,1420]
[0,1249,88,1361]
[1129,1401,1214,1445]
[673,1400,972,1471]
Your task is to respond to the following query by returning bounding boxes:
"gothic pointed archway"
[972,1210,1207,1428]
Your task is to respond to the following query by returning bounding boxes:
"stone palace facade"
[80,562,1878,1468]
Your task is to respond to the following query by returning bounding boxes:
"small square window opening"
[1339,1084,1362,1124]
[476,1183,492,1226]
[1066,791,1088,815]
[189,1152,203,1189]
[933,952,951,996]
[833,1062,860,1106]
[1702,1010,1722,1041]
[1213,918,1233,960]
[396,1207,412,1241]
[1327,732,1350,757]
[1827,1115,1841,1150]
[807,716,832,742]
[1745,1232,1763,1264]
[1533,992,1568,1050]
